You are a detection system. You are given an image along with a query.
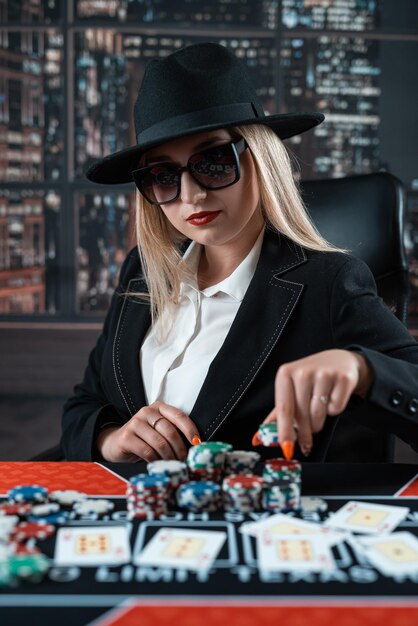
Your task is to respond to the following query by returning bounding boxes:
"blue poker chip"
[129,473,170,488]
[28,511,70,525]
[8,485,48,504]
[178,481,219,497]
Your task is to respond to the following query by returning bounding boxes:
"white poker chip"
[300,496,328,513]
[30,503,60,517]
[49,490,87,506]
[147,460,187,473]
[0,515,19,540]
[72,499,115,515]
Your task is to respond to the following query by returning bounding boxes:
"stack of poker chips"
[0,485,122,587]
[126,473,170,519]
[186,442,232,483]
[177,481,222,513]
[224,451,260,476]
[262,459,302,512]
[263,458,302,481]
[0,484,54,585]
[147,460,188,488]
[222,474,264,513]
[135,431,304,516]
[147,460,189,505]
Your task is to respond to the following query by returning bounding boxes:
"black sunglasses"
[132,137,248,205]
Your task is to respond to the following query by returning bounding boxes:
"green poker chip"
[8,553,49,582]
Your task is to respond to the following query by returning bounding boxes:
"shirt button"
[407,398,418,414]
[390,390,404,407]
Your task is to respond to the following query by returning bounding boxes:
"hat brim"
[85,113,324,185]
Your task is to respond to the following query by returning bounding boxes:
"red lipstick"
[187,211,221,226]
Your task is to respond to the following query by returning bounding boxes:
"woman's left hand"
[261,349,374,457]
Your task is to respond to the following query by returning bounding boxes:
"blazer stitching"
[203,281,301,436]
[112,278,143,414]
[273,241,306,274]
[115,299,137,411]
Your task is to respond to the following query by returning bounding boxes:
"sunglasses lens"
[133,140,243,204]
[189,143,238,189]
[135,165,180,204]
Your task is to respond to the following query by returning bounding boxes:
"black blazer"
[61,228,418,461]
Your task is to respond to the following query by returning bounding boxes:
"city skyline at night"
[0,0,417,325]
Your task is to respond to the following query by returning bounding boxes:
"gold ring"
[151,417,163,429]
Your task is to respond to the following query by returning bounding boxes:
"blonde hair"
[134,124,345,325]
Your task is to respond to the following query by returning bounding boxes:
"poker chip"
[263,458,302,481]
[0,561,12,587]
[8,552,49,582]
[188,467,224,483]
[127,473,170,519]
[28,511,70,526]
[130,473,170,489]
[177,481,222,512]
[49,490,87,506]
[187,442,232,472]
[30,503,60,517]
[126,472,169,519]
[72,499,115,515]
[0,516,19,542]
[258,422,280,447]
[0,503,31,518]
[262,475,301,513]
[7,485,48,504]
[222,474,264,513]
[147,460,188,484]
[300,497,328,514]
[224,451,260,475]
[11,521,55,542]
[12,543,41,556]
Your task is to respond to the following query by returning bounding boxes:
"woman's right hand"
[95,401,201,463]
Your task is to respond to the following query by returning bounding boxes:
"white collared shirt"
[139,229,264,415]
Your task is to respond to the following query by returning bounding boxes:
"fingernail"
[192,435,201,446]
[251,432,261,446]
[301,446,312,457]
[281,440,294,460]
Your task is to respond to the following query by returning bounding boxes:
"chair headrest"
[301,172,408,278]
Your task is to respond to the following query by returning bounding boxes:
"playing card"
[354,532,418,576]
[240,513,346,547]
[54,526,131,566]
[135,528,226,571]
[324,501,409,535]
[257,531,336,572]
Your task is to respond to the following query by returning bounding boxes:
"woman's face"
[143,129,263,253]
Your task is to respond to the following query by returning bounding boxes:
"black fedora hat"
[86,42,324,185]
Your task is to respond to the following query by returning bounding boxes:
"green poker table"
[0,461,418,626]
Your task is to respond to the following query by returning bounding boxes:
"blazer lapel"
[190,230,307,440]
[112,277,151,416]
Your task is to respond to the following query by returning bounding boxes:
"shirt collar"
[181,227,265,302]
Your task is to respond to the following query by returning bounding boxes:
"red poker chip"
[0,503,32,517]
[11,543,41,556]
[224,475,264,489]
[11,521,55,541]
[265,459,301,470]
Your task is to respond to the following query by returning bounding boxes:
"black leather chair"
[301,171,409,462]
[301,171,409,324]
[32,172,409,462]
